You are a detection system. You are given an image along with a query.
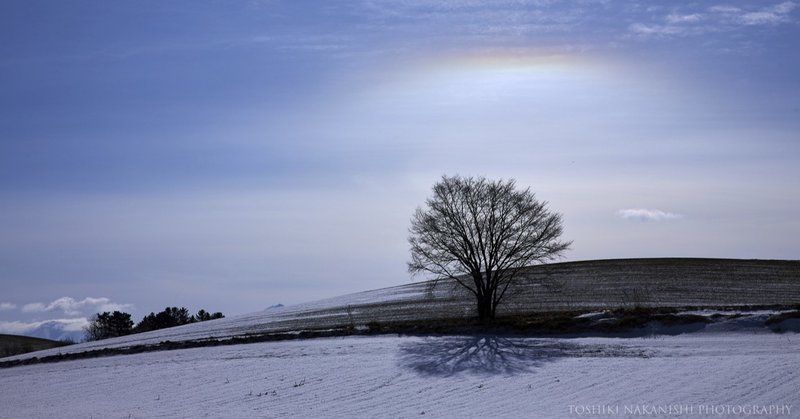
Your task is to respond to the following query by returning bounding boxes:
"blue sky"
[1,1,798,338]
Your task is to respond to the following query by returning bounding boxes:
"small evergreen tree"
[194,309,211,322]
[191,309,225,322]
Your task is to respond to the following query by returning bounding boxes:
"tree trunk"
[476,294,495,322]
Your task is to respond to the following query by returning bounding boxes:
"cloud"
[617,208,684,222]
[0,302,17,311]
[773,1,798,13]
[628,23,687,36]
[631,2,797,39]
[708,5,741,14]
[715,1,796,25]
[21,303,46,313]
[20,297,133,316]
[666,13,703,24]
[2,297,131,340]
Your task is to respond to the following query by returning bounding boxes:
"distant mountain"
[266,304,284,310]
[24,321,85,343]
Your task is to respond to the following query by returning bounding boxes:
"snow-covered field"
[1,331,797,418]
[2,258,797,417]
[4,258,800,364]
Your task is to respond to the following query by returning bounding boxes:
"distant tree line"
[85,307,224,341]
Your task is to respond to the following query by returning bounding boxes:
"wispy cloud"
[20,297,133,316]
[0,302,17,311]
[21,303,46,313]
[342,0,591,42]
[629,1,797,39]
[617,208,684,222]
[737,1,797,25]
[666,13,703,24]
[708,5,741,14]
[709,1,796,25]
[628,23,688,37]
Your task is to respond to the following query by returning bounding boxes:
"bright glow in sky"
[1,0,798,337]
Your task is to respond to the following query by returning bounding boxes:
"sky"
[1,1,799,339]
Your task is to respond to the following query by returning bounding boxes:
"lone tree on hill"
[408,175,571,320]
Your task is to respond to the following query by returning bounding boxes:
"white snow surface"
[1,333,798,418]
[7,257,800,363]
[0,284,433,362]
[2,258,799,417]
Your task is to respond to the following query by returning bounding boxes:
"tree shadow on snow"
[398,335,649,377]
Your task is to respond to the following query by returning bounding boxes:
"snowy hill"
[0,334,69,357]
[2,258,798,364]
[1,258,799,418]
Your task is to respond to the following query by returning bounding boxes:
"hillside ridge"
[3,257,798,365]
[0,334,69,357]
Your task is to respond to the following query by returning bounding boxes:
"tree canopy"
[408,175,571,320]
[84,311,134,341]
[85,307,225,341]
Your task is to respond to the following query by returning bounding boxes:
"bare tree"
[408,175,571,320]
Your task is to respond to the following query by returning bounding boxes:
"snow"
[0,283,437,363]
[2,258,798,417]
[680,309,795,317]
[6,258,799,364]
[575,311,612,320]
[1,332,797,418]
